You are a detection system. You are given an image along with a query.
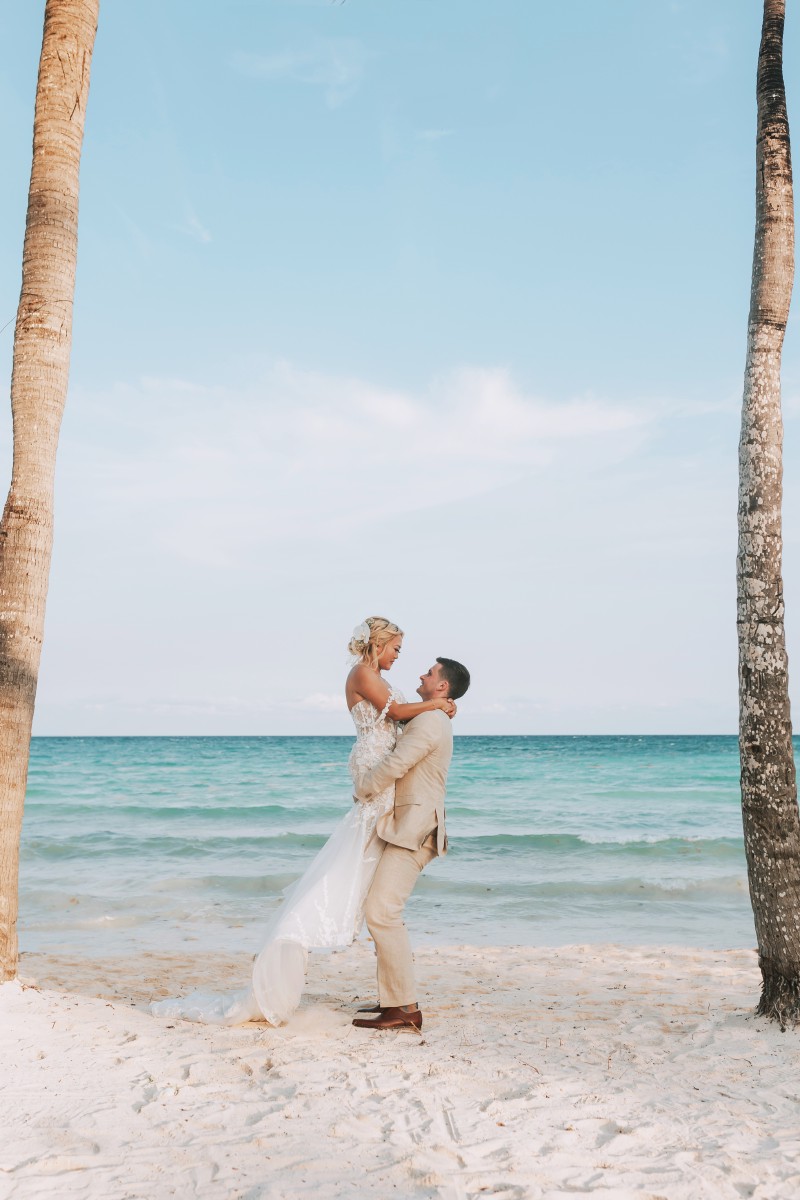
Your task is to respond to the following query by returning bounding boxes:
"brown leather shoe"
[352,1005,422,1032]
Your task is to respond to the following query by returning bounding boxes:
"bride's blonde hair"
[348,616,403,670]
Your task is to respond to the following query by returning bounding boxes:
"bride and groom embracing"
[151,617,470,1031]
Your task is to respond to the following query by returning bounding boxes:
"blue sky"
[1,0,799,734]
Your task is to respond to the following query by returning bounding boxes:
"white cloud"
[231,39,368,108]
[178,210,212,244]
[38,358,792,737]
[61,361,654,567]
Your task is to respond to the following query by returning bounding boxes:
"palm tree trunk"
[738,0,800,1028]
[0,0,99,980]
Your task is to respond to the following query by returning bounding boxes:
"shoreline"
[19,939,762,1007]
[5,942,800,1198]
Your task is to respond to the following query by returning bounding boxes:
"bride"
[150,616,455,1025]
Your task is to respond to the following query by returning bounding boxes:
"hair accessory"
[352,620,371,647]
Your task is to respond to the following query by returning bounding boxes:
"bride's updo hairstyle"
[348,616,403,670]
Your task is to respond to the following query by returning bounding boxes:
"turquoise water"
[19,736,761,956]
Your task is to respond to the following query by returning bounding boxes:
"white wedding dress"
[150,690,401,1025]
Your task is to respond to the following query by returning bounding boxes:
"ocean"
[19,735,760,957]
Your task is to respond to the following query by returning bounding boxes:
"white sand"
[2,943,800,1199]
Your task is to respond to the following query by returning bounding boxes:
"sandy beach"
[3,942,799,1199]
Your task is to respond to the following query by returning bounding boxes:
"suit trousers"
[364,833,437,1007]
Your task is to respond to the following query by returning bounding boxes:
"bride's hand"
[432,698,457,718]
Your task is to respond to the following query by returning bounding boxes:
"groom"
[352,656,471,1032]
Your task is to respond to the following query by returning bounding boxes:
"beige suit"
[356,709,452,855]
[355,710,453,1007]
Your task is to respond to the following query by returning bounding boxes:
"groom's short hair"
[437,657,470,700]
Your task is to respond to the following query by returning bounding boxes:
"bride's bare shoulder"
[346,662,369,693]
[346,663,389,709]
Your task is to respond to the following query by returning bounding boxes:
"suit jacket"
[354,709,453,857]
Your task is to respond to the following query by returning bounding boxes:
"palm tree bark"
[0,0,99,979]
[738,0,800,1028]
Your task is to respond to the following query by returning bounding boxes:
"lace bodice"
[348,687,404,779]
